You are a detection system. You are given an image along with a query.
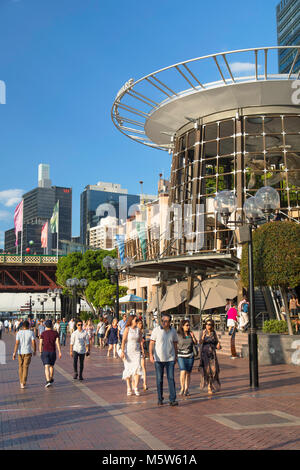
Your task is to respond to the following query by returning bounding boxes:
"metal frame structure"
[111,46,300,151]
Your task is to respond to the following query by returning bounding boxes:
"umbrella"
[189,277,238,310]
[159,281,188,312]
[118,294,146,303]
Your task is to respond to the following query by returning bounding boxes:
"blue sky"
[0,0,280,246]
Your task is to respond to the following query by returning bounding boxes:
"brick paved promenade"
[1,331,300,450]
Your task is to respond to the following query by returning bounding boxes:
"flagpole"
[20,203,23,263]
[57,201,59,262]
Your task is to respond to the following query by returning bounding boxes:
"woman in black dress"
[199,319,221,394]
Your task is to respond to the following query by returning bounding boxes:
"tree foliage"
[56,249,127,313]
[241,221,300,289]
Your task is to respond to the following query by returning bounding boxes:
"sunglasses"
[77,323,83,326]
[206,323,213,326]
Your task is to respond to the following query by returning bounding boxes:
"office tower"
[5,165,72,255]
[38,163,52,188]
[276,0,300,73]
[80,181,141,245]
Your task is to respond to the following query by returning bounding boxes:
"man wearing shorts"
[39,319,62,388]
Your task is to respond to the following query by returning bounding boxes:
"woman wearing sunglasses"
[177,320,198,397]
[199,319,221,395]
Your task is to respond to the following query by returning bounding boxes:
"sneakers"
[79,376,84,381]
[73,373,78,380]
[50,378,54,384]
[45,381,51,388]
[169,401,179,406]
[157,400,164,406]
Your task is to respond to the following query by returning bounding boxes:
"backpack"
[242,302,249,313]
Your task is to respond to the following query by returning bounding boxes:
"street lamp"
[103,256,122,319]
[29,295,35,317]
[214,186,280,389]
[66,278,88,320]
[36,294,48,317]
[47,288,62,319]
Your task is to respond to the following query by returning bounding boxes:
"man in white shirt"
[149,313,178,406]
[4,319,9,333]
[68,318,75,335]
[12,320,36,389]
[70,320,90,380]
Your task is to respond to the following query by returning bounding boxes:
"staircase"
[217,331,249,357]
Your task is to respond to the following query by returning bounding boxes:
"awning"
[126,253,239,279]
[119,294,146,303]
[189,277,238,311]
[159,281,188,312]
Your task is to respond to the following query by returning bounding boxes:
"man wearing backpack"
[239,297,249,332]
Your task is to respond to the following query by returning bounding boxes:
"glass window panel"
[285,135,300,151]
[178,152,185,168]
[204,161,217,176]
[265,170,286,189]
[203,178,216,194]
[284,116,300,134]
[263,117,282,134]
[187,130,196,147]
[219,137,234,156]
[244,117,263,134]
[265,134,283,149]
[218,174,235,191]
[245,171,265,190]
[179,135,187,151]
[219,120,234,138]
[289,189,300,207]
[287,169,300,189]
[203,141,217,158]
[204,123,218,141]
[245,135,264,152]
[218,156,234,174]
[187,148,194,163]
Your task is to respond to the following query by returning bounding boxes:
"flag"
[41,221,48,248]
[136,221,147,261]
[14,200,23,246]
[115,234,125,264]
[50,201,59,233]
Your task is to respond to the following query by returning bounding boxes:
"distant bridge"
[0,254,63,292]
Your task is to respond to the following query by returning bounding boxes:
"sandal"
[127,389,132,396]
[179,389,184,396]
[143,385,148,391]
[134,388,140,396]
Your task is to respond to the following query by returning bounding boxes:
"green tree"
[241,221,300,335]
[86,279,127,311]
[56,249,125,314]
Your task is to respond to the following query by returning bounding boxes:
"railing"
[0,254,65,265]
[111,46,300,151]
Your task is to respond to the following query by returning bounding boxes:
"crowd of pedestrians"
[0,311,224,402]
[2,291,296,406]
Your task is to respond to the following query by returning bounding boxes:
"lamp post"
[37,294,48,318]
[214,186,280,389]
[66,278,88,320]
[103,256,123,319]
[47,288,62,319]
[29,295,35,317]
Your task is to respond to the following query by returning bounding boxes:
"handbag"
[193,344,199,358]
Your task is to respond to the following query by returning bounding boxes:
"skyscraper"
[276,0,300,73]
[5,165,72,255]
[80,182,142,245]
[38,163,51,188]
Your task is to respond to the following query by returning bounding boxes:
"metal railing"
[0,254,65,265]
[111,46,300,151]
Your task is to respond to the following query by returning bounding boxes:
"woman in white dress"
[120,315,144,396]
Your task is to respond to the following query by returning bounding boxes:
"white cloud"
[0,189,23,207]
[229,62,262,74]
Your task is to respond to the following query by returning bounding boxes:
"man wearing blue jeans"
[150,313,178,406]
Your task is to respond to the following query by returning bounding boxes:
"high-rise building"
[276,0,300,73]
[5,165,72,255]
[80,181,141,245]
[38,163,51,188]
